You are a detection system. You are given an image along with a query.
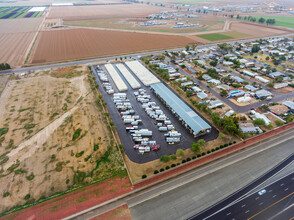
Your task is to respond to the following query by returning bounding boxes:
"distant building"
[269,71,285,78]
[255,89,272,98]
[232,76,244,83]
[244,85,258,92]
[283,101,294,110]
[228,89,245,98]
[208,100,224,109]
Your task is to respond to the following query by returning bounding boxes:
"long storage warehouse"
[151,83,211,137]
[116,63,141,89]
[105,64,128,92]
[125,60,160,86]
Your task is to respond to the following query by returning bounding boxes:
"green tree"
[160,155,170,163]
[190,142,201,153]
[253,118,266,126]
[185,45,190,51]
[197,139,206,147]
[220,89,228,97]
[251,45,260,53]
[258,17,265,24]
[176,149,184,157]
[219,132,226,140]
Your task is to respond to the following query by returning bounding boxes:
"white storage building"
[125,61,160,86]
[115,63,141,89]
[105,64,128,92]
[255,76,270,84]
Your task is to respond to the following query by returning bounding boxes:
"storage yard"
[93,61,217,163]
[29,28,193,64]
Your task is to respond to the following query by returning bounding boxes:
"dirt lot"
[230,21,291,38]
[0,75,10,96]
[92,204,132,220]
[0,18,42,34]
[0,66,124,214]
[28,28,194,64]
[0,32,36,67]
[274,86,294,94]
[48,4,164,20]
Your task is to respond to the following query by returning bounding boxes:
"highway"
[193,172,294,220]
[69,128,294,220]
[189,156,294,220]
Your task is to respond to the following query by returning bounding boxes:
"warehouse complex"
[105,63,128,91]
[125,60,160,86]
[151,82,211,137]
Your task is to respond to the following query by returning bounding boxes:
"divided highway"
[188,155,294,220]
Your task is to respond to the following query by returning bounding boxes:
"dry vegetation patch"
[0,66,124,214]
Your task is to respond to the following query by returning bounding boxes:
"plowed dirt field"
[48,4,164,20]
[0,32,35,67]
[29,28,194,64]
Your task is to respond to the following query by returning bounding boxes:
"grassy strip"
[197,33,233,41]
[0,170,127,217]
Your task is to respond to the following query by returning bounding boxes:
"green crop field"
[197,33,233,41]
[244,16,294,29]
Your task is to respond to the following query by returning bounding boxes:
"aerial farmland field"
[0,32,35,67]
[29,28,194,64]
[0,18,42,67]
[0,6,44,19]
[48,4,164,20]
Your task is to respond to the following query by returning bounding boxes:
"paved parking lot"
[92,62,218,163]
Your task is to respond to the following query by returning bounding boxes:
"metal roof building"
[115,63,141,89]
[125,61,160,86]
[105,64,128,92]
[283,101,294,110]
[255,89,272,98]
[150,83,211,137]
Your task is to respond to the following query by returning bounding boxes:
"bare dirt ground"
[230,21,291,38]
[0,66,124,214]
[0,32,36,67]
[28,28,194,65]
[48,4,164,20]
[0,18,43,34]
[274,86,294,94]
[229,97,258,106]
[0,75,10,95]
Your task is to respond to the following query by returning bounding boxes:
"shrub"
[211,149,215,152]
[23,124,36,130]
[160,155,170,163]
[26,173,35,181]
[182,159,186,164]
[154,170,159,174]
[192,156,196,160]
[207,150,211,154]
[3,192,10,197]
[24,194,30,200]
[0,127,9,136]
[224,144,228,147]
[229,142,232,145]
[233,141,236,144]
[197,154,201,158]
[202,152,206,156]
[177,163,180,166]
[186,157,191,161]
[165,166,170,170]
[216,147,220,150]
[75,151,84,158]
[142,174,147,179]
[176,149,184,157]
[72,128,82,141]
[171,164,176,167]
[275,120,284,126]
[170,155,177,160]
[160,168,164,172]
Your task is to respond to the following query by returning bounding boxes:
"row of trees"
[0,63,10,70]
[236,15,276,25]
